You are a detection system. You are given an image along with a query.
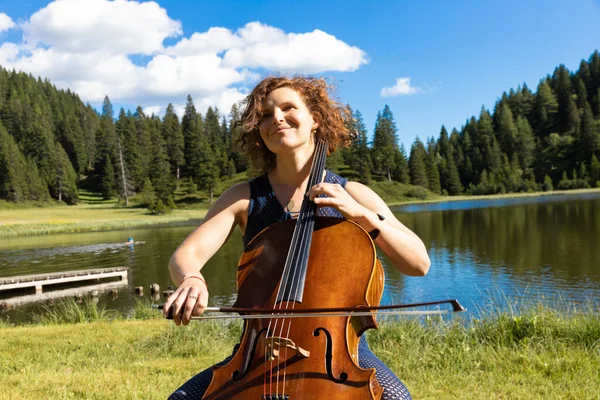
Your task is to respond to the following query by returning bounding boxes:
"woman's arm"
[163,182,249,325]
[308,181,430,276]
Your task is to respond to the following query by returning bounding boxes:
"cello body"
[201,217,385,400]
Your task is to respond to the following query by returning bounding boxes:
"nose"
[272,107,285,123]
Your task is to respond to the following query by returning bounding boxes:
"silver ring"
[188,295,198,299]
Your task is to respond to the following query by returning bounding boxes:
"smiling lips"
[276,125,291,133]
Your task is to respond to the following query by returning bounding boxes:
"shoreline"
[2,188,599,238]
[388,187,600,206]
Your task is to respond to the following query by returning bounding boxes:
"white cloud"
[0,13,16,32]
[165,27,243,56]
[22,0,182,54]
[1,1,367,113]
[381,77,422,97]
[221,23,367,73]
[143,105,162,116]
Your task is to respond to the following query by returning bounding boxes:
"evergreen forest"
[1,50,600,209]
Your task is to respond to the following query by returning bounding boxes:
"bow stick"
[152,299,466,320]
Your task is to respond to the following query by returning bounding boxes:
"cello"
[201,140,384,399]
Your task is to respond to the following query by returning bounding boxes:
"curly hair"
[237,76,352,174]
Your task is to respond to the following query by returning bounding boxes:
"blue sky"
[1,0,599,148]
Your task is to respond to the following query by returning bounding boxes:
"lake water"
[1,192,599,323]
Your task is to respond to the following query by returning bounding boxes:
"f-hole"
[232,328,269,381]
[314,327,348,383]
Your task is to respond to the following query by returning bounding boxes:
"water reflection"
[391,192,600,314]
[1,192,599,322]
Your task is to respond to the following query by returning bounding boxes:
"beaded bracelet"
[181,275,208,289]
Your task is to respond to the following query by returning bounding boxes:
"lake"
[1,192,599,323]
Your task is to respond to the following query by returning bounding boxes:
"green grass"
[0,298,598,399]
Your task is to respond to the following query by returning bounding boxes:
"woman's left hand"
[307,183,368,220]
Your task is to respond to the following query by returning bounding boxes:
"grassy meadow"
[0,299,598,399]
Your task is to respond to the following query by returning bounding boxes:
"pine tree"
[348,110,372,184]
[409,138,428,188]
[182,95,204,180]
[442,155,463,195]
[552,65,580,135]
[133,107,152,189]
[533,80,559,137]
[93,96,117,199]
[508,84,535,120]
[494,102,518,157]
[197,132,220,203]
[579,102,600,163]
[438,126,450,158]
[425,138,441,194]
[575,77,589,110]
[588,50,600,105]
[0,123,30,202]
[52,141,79,204]
[204,107,226,175]
[162,103,184,180]
[371,105,399,181]
[478,108,502,176]
[100,156,116,199]
[593,88,600,118]
[393,144,410,184]
[514,116,536,170]
[148,116,175,202]
[220,116,236,177]
[578,59,592,102]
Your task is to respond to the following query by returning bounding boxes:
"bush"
[543,175,554,191]
[148,199,170,215]
[406,186,428,199]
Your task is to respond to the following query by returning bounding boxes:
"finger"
[308,183,335,200]
[193,290,209,316]
[163,287,184,317]
[171,288,190,326]
[181,291,200,325]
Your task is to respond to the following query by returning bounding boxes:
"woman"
[164,76,430,399]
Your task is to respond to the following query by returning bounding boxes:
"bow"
[152,299,466,320]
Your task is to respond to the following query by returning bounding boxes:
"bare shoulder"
[221,181,251,202]
[211,182,250,214]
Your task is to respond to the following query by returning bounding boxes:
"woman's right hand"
[163,275,209,326]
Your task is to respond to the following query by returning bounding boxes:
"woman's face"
[259,87,318,154]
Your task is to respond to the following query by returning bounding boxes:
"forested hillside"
[1,50,599,206]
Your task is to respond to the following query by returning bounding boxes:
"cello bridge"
[265,337,310,361]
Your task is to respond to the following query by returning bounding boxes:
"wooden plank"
[0,267,128,285]
[0,267,128,293]
[0,281,128,310]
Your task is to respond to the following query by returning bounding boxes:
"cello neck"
[276,140,328,304]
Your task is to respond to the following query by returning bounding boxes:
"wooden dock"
[0,267,128,310]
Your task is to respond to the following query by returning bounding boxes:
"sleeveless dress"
[169,171,412,400]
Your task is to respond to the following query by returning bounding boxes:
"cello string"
[275,140,326,396]
[264,140,325,396]
[278,141,324,317]
[278,141,327,395]
[264,144,326,395]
